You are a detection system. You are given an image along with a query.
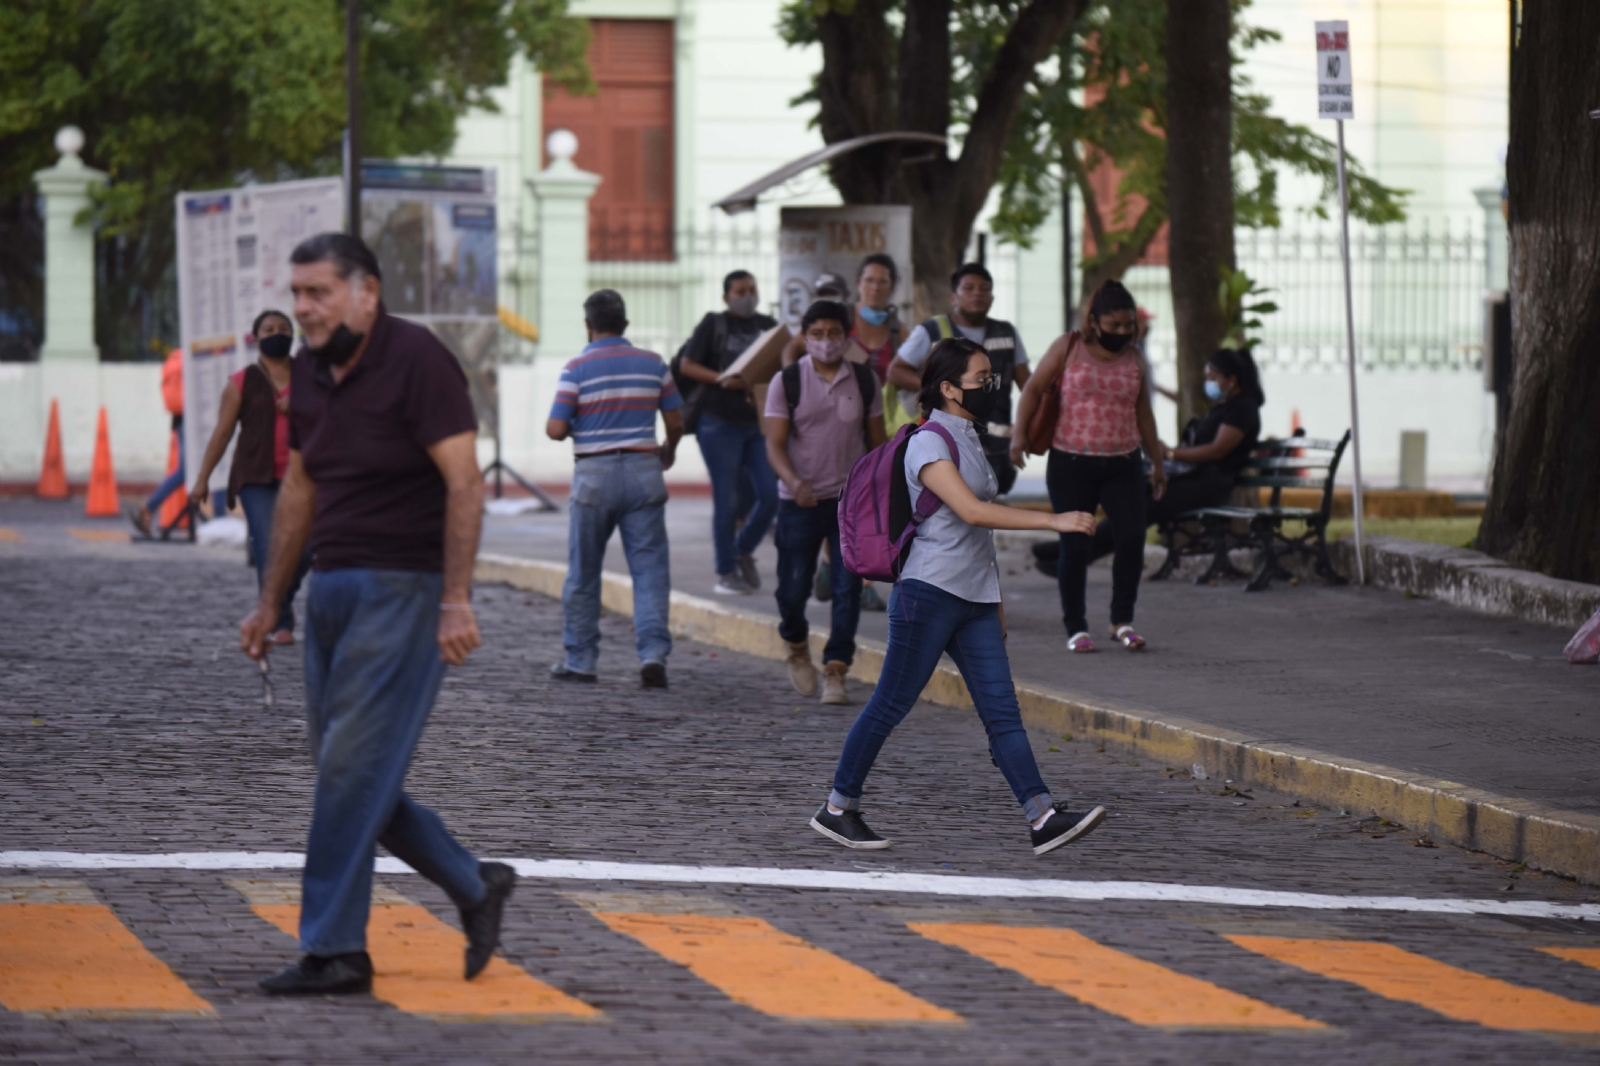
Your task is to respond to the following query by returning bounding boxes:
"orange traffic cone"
[156,429,189,530]
[84,407,120,517]
[37,398,68,499]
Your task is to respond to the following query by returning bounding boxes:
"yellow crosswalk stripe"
[234,881,598,1021]
[593,911,961,1023]
[0,527,22,541]
[1540,946,1600,972]
[911,922,1324,1029]
[1228,936,1600,1033]
[0,879,213,1017]
[67,528,128,542]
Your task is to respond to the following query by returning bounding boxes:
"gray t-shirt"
[901,409,1001,603]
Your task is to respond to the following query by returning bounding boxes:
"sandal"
[1067,632,1096,653]
[1112,624,1146,651]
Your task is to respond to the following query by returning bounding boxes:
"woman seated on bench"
[1033,348,1264,575]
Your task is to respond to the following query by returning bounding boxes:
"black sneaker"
[461,861,516,979]
[550,663,598,683]
[640,661,667,689]
[809,804,890,850]
[259,951,373,995]
[1031,805,1106,856]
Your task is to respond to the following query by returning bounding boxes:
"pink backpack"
[838,420,959,583]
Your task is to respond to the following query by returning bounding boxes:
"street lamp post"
[345,0,361,238]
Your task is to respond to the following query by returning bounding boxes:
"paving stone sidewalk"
[4,545,1600,1065]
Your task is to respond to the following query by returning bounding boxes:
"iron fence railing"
[501,217,1487,373]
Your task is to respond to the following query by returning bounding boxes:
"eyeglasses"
[959,373,1003,392]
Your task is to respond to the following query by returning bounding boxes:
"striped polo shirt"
[549,336,683,455]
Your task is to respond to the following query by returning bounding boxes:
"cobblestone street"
[5,536,1600,1064]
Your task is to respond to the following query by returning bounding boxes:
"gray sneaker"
[714,572,753,596]
[737,553,762,590]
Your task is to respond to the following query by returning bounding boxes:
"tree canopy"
[0,0,590,359]
[980,0,1407,307]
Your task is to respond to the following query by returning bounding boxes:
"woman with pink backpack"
[812,337,1109,856]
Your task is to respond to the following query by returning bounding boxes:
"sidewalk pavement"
[480,494,1598,824]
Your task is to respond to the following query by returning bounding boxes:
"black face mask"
[258,333,293,360]
[956,382,1002,423]
[1096,327,1134,353]
[309,324,364,367]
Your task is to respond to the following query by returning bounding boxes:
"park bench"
[1150,429,1352,592]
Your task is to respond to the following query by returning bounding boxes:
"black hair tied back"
[918,337,986,417]
[1207,347,1266,407]
[1087,279,1136,322]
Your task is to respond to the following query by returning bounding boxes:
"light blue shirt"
[901,408,1001,603]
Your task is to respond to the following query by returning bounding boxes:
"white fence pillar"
[528,130,600,361]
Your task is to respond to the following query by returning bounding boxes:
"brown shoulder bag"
[1023,330,1080,456]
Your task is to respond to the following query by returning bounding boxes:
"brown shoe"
[786,640,817,697]
[821,661,851,705]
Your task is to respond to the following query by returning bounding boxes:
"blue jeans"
[775,497,861,666]
[696,413,778,575]
[830,578,1054,823]
[299,568,485,956]
[238,483,311,634]
[561,451,673,673]
[144,423,185,512]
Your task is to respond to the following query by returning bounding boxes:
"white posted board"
[778,206,913,332]
[175,178,344,490]
[1315,20,1353,120]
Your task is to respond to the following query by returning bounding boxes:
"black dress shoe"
[640,661,667,689]
[461,861,516,979]
[550,663,598,683]
[259,951,373,995]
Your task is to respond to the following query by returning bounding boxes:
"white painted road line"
[2,851,1596,921]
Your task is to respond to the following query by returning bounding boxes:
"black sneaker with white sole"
[1031,805,1106,856]
[809,805,891,850]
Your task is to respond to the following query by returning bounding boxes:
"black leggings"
[1088,464,1235,562]
[1046,449,1146,635]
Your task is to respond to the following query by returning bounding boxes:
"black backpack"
[780,359,877,450]
[669,312,726,436]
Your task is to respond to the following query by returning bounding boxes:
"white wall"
[0,363,171,481]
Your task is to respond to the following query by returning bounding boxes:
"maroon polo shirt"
[289,309,477,572]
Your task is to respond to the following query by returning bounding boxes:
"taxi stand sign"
[1316,18,1366,582]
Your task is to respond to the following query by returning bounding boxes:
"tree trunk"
[1163,0,1234,430]
[1477,1,1600,583]
[809,0,1087,318]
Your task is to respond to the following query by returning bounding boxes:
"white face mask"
[727,293,759,317]
[806,336,850,365]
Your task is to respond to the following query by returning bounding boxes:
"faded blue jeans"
[298,568,486,956]
[696,412,778,576]
[561,450,673,674]
[238,483,310,634]
[829,578,1054,823]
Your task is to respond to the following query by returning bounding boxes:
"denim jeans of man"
[830,578,1054,823]
[775,497,861,665]
[238,483,312,633]
[299,568,486,956]
[695,412,778,575]
[561,450,673,674]
[144,425,185,513]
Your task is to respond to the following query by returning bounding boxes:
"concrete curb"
[1330,535,1600,629]
[477,552,1600,885]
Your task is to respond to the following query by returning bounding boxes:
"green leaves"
[0,0,589,358]
[1218,264,1275,350]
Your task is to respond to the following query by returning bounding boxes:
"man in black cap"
[240,231,513,995]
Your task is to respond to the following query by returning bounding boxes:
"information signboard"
[360,163,500,437]
[175,177,344,490]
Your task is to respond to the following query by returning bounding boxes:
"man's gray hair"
[290,232,383,283]
[584,289,627,335]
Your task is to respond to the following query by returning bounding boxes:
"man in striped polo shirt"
[547,289,684,687]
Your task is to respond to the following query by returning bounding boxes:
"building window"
[543,19,675,261]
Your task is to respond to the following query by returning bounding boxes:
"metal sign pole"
[1334,117,1366,584]
[345,0,361,237]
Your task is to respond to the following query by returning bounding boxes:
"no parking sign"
[1316,20,1354,120]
